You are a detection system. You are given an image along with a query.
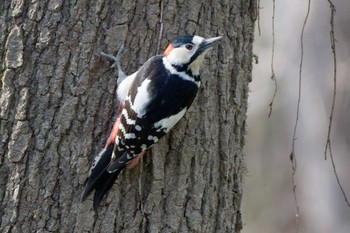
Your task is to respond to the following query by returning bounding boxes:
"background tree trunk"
[0,0,256,232]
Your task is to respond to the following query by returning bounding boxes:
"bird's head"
[163,35,223,75]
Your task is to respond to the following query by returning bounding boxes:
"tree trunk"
[0,0,256,232]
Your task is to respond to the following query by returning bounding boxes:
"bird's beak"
[199,36,223,52]
[188,36,223,73]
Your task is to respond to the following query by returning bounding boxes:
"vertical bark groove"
[0,0,255,232]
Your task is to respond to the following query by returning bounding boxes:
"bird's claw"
[99,45,127,83]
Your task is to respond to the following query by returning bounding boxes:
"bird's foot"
[99,44,128,84]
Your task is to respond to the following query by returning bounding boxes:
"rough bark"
[0,0,256,232]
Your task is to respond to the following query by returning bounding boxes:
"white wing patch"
[118,123,135,139]
[117,71,137,102]
[141,144,147,151]
[147,135,159,142]
[154,108,187,133]
[121,108,136,125]
[124,133,136,139]
[131,78,152,117]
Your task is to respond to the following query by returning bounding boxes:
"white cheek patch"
[165,36,205,68]
[166,48,191,65]
[154,108,187,133]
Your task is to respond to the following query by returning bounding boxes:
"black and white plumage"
[82,35,222,211]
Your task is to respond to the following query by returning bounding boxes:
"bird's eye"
[185,44,193,50]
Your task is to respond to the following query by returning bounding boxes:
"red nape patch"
[163,44,174,56]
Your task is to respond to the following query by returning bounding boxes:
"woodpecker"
[82,35,222,211]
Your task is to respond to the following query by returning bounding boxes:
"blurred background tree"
[243,1,350,233]
[0,0,255,232]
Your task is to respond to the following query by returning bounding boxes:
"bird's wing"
[111,56,198,163]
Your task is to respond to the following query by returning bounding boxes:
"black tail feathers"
[81,144,126,212]
[92,169,123,213]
